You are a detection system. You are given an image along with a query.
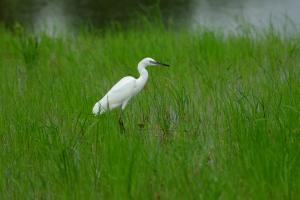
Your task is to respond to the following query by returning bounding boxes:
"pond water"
[0,0,299,34]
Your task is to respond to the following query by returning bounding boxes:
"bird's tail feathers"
[92,102,105,115]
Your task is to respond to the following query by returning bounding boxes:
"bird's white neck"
[137,63,148,90]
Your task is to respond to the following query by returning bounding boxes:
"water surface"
[0,0,299,34]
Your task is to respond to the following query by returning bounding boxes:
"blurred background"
[0,0,299,34]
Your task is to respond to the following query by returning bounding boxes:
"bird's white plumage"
[92,57,168,115]
[92,76,136,114]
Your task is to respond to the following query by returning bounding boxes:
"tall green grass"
[0,20,299,199]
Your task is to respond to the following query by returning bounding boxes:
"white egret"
[92,57,169,115]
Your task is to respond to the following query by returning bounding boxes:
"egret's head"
[139,57,170,68]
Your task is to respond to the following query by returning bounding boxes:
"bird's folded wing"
[106,76,137,102]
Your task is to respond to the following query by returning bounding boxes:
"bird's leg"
[118,109,125,133]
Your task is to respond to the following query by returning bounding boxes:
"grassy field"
[0,20,300,199]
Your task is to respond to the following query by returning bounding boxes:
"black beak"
[151,61,170,67]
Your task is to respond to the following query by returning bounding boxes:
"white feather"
[92,57,169,115]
